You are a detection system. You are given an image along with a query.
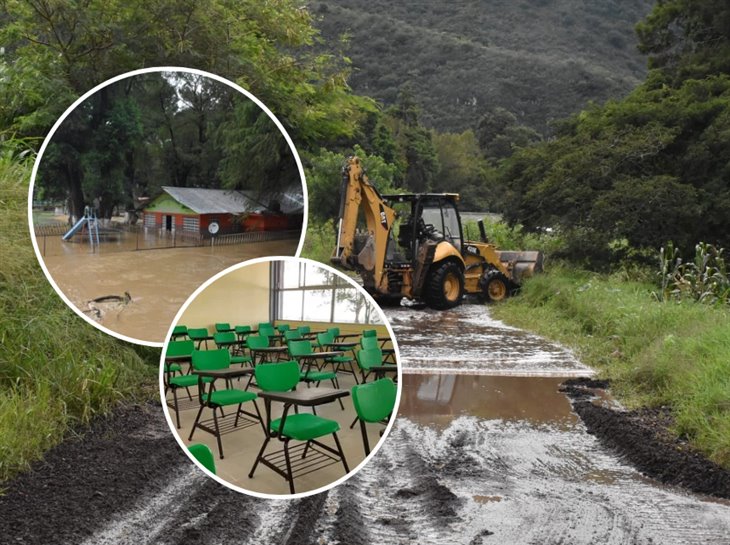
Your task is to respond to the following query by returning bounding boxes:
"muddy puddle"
[400,375,579,429]
[384,304,592,376]
[42,239,297,343]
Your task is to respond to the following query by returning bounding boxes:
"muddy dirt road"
[3,305,729,544]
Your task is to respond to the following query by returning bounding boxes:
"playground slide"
[62,217,86,241]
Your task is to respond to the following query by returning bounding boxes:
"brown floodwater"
[400,374,578,429]
[42,239,298,343]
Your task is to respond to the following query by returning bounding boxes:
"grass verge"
[491,265,730,468]
[0,154,158,483]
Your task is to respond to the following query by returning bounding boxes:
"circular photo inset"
[161,257,401,498]
[29,67,306,346]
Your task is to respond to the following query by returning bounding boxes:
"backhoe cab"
[332,156,542,309]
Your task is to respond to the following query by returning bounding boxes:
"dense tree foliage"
[430,130,495,211]
[0,0,369,146]
[9,0,728,270]
[384,90,439,192]
[636,0,730,80]
[476,108,541,163]
[35,73,297,219]
[497,0,730,268]
[306,144,399,223]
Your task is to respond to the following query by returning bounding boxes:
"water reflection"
[399,375,578,429]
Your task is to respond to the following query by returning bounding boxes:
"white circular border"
[159,256,403,500]
[27,66,309,348]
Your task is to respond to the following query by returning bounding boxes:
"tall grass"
[302,219,342,264]
[0,150,157,482]
[492,266,730,467]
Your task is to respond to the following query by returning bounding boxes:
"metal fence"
[210,229,301,246]
[33,222,299,257]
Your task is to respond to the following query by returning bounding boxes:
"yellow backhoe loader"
[331,156,543,309]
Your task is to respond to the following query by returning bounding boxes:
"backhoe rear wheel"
[483,270,510,302]
[424,261,464,310]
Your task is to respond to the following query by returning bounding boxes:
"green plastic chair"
[288,341,344,409]
[165,339,193,378]
[187,327,211,349]
[317,332,358,383]
[259,324,276,338]
[248,361,349,494]
[355,347,388,383]
[327,327,340,338]
[247,334,271,365]
[351,378,397,455]
[215,322,233,333]
[188,443,216,475]
[188,349,263,459]
[171,325,188,340]
[214,331,252,367]
[235,325,252,340]
[247,335,270,348]
[166,341,214,429]
[276,324,291,333]
[283,329,303,342]
[362,329,377,338]
[297,325,311,335]
[361,335,396,363]
[360,335,380,350]
[254,359,300,391]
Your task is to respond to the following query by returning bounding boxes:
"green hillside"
[313,0,653,133]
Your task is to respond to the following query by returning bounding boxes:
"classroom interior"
[162,260,398,495]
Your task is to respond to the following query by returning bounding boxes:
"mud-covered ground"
[2,400,729,545]
[3,305,729,544]
[562,378,730,499]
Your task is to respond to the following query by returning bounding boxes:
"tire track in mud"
[5,401,730,545]
[367,416,730,545]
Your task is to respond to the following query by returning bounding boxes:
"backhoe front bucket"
[497,251,543,284]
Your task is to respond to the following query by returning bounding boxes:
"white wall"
[179,262,270,331]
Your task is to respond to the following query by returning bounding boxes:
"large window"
[274,261,382,324]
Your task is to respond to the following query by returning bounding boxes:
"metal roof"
[160,186,303,215]
[160,187,258,214]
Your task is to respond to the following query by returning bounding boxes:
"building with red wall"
[142,186,303,237]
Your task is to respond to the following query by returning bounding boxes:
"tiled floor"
[164,361,392,496]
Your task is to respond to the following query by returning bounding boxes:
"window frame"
[272,261,381,325]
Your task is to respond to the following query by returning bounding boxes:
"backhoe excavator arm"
[331,156,397,291]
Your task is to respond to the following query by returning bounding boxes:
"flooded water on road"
[385,304,592,376]
[377,304,730,544]
[400,375,578,429]
[42,240,298,343]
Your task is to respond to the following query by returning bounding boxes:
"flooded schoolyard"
[38,229,298,343]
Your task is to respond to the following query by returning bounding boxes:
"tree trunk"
[67,162,85,222]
